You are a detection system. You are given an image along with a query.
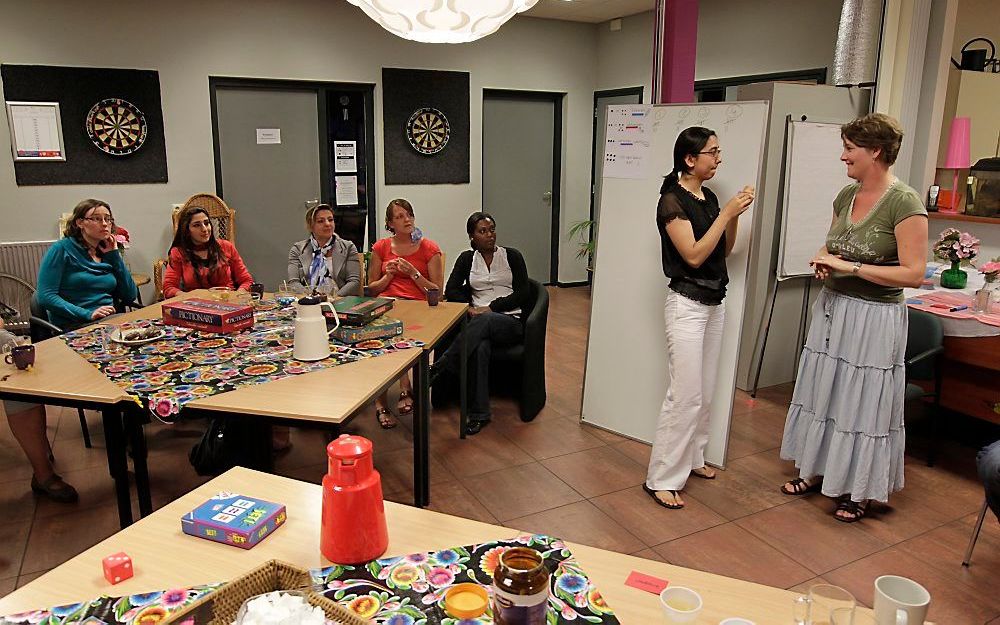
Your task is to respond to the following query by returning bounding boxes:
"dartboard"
[406,107,450,155]
[85,98,148,156]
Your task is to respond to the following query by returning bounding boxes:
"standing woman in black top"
[643,127,754,510]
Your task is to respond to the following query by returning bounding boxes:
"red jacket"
[163,239,253,298]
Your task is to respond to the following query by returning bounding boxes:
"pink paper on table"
[625,570,669,594]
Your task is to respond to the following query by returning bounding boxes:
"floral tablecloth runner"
[60,301,423,418]
[905,291,1000,327]
[0,535,619,625]
[312,534,618,624]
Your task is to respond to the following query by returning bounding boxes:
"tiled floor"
[1,287,999,622]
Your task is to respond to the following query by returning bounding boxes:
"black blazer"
[445,247,531,314]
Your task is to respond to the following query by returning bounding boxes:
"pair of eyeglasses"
[84,216,115,224]
[698,148,723,158]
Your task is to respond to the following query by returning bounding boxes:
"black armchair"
[433,279,549,432]
[904,308,944,467]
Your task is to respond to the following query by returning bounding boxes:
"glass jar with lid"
[491,547,550,625]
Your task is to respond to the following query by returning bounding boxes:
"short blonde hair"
[841,113,904,165]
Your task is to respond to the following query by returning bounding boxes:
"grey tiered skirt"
[779,288,907,503]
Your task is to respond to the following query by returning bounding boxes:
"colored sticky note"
[625,570,669,594]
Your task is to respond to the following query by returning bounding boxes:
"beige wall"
[952,0,1000,58]
[0,0,599,295]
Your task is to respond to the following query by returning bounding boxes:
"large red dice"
[102,552,133,584]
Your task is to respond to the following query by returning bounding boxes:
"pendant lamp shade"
[346,0,539,44]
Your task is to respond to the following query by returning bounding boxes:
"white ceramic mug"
[659,586,703,624]
[873,576,930,625]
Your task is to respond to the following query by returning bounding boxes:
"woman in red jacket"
[163,206,253,298]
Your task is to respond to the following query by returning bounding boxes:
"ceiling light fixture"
[345,0,539,44]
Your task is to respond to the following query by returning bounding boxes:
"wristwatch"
[851,261,862,274]
[411,270,421,281]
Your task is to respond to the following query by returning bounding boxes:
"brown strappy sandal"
[376,407,398,429]
[397,390,414,416]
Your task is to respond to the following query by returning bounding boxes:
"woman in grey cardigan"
[287,204,361,296]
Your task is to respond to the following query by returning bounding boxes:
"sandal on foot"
[31,474,79,503]
[833,498,868,523]
[691,466,716,480]
[397,391,414,416]
[780,477,822,496]
[642,483,684,509]
[376,407,398,429]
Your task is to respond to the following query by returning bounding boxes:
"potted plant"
[933,228,979,289]
[973,257,1000,312]
[568,219,596,271]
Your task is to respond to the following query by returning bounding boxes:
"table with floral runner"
[0,535,620,625]
[59,301,424,419]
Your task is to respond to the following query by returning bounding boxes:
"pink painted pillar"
[653,0,698,104]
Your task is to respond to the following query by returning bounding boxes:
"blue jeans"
[438,311,523,422]
[978,440,1000,521]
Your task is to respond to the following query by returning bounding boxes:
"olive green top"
[824,180,927,302]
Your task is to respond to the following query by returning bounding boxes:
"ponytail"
[660,126,716,195]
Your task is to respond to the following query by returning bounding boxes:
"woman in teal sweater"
[37,199,137,329]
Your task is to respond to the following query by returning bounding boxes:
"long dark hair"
[660,126,716,194]
[170,206,226,270]
[466,211,495,250]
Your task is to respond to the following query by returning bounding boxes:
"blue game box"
[180,492,286,550]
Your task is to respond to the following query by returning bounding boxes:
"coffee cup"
[250,282,264,301]
[426,288,440,307]
[5,344,35,370]
[874,575,929,625]
[659,587,702,624]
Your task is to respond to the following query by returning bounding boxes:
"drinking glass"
[794,585,856,625]
[830,607,876,625]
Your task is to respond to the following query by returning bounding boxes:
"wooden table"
[2,293,467,527]
[0,468,825,624]
[0,331,136,527]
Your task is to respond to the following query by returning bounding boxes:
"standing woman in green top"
[778,114,928,522]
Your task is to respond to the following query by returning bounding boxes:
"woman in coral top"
[367,198,444,428]
[163,206,253,299]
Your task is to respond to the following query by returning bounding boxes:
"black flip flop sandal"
[643,483,684,509]
[691,467,717,480]
[780,477,822,496]
[833,498,868,523]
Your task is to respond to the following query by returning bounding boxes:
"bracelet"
[852,261,862,274]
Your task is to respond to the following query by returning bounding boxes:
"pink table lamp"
[942,117,971,213]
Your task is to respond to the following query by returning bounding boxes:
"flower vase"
[973,281,998,314]
[940,262,968,289]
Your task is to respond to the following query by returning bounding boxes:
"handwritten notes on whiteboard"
[603,105,652,179]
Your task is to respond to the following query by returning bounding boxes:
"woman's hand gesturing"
[722,186,755,220]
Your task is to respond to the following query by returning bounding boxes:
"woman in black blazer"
[287,204,361,296]
[436,212,531,435]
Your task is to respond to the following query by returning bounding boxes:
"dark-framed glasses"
[698,148,723,158]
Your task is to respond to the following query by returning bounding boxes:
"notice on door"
[255,128,281,145]
[334,140,357,173]
[335,175,359,206]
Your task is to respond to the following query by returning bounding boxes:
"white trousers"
[646,288,725,491]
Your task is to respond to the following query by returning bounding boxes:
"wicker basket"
[165,560,369,625]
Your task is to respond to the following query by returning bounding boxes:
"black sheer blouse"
[655,185,728,306]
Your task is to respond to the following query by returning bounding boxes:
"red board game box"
[161,298,254,334]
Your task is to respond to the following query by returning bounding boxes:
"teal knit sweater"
[36,237,138,328]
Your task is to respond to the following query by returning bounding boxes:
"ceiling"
[523,0,655,23]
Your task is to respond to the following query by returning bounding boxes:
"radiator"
[0,240,55,331]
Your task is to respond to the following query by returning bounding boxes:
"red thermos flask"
[320,435,389,564]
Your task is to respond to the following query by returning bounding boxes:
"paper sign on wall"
[256,128,281,144]
[334,140,357,172]
[335,175,359,205]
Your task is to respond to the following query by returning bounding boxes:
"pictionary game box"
[162,298,254,334]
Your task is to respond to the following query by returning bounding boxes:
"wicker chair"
[153,194,237,301]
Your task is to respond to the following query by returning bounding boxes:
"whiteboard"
[777,120,853,278]
[583,102,769,467]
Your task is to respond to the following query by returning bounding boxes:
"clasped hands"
[385,258,418,279]
[809,253,853,280]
